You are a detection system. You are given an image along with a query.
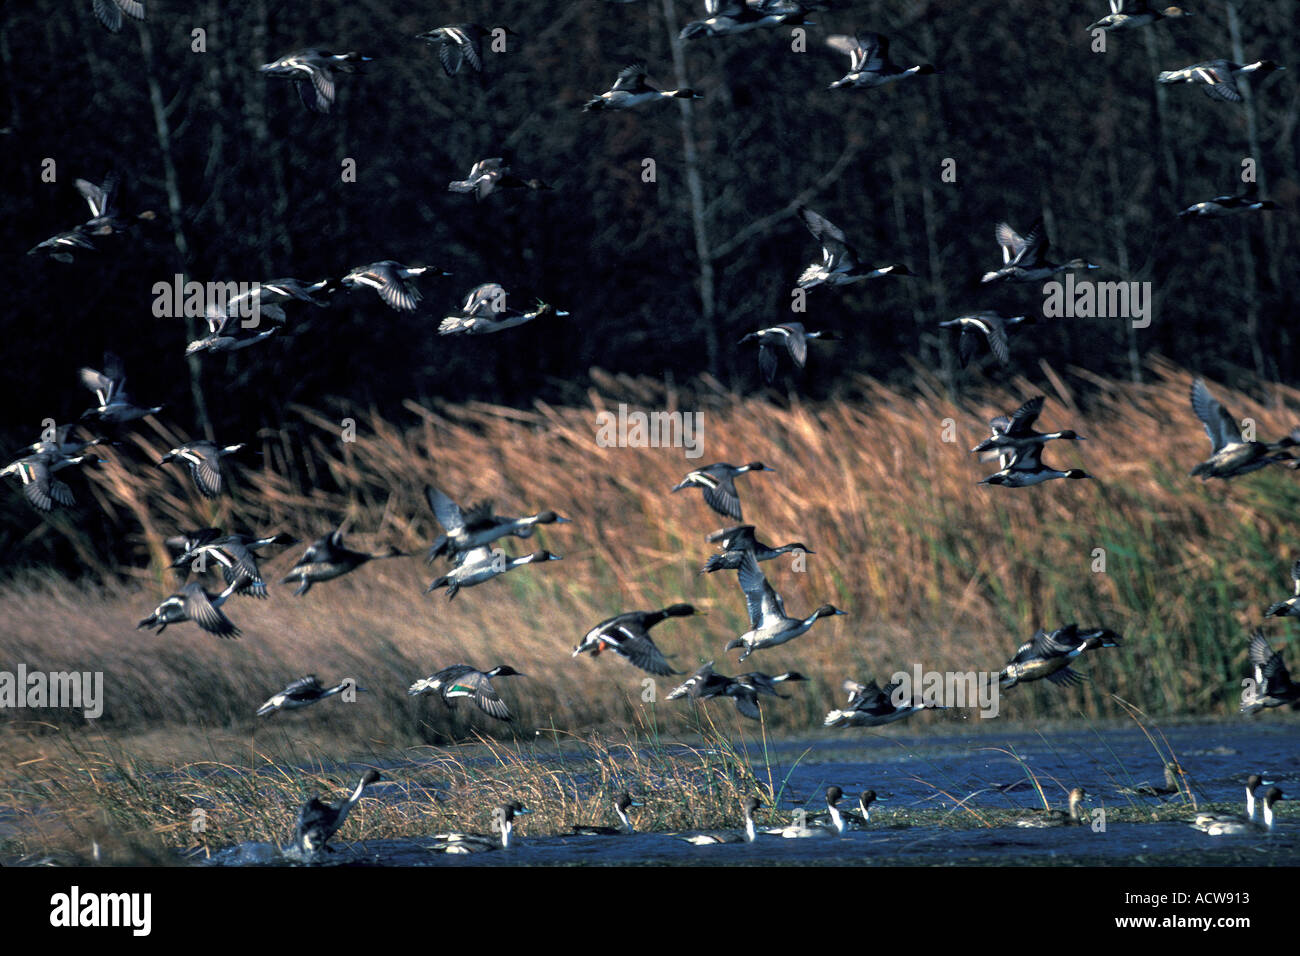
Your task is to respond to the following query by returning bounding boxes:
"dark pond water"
[198,721,1300,866]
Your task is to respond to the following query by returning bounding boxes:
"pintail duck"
[1265,561,1300,617]
[726,550,844,662]
[449,158,550,200]
[1178,185,1277,218]
[416,24,511,76]
[808,790,877,829]
[796,206,913,288]
[739,322,836,384]
[734,670,808,699]
[1088,0,1191,32]
[981,219,1098,284]
[186,306,280,355]
[1189,378,1299,479]
[939,312,1032,367]
[680,0,815,39]
[424,485,570,564]
[19,423,105,461]
[430,802,529,853]
[425,546,561,599]
[281,527,405,596]
[408,664,523,721]
[1,452,97,512]
[1242,631,1300,713]
[29,175,154,262]
[137,581,241,638]
[260,50,372,113]
[157,441,246,498]
[572,604,695,676]
[1158,59,1284,103]
[293,770,381,855]
[978,442,1091,487]
[583,64,703,111]
[700,524,813,574]
[572,793,641,836]
[998,624,1123,689]
[79,352,163,424]
[826,31,938,90]
[667,661,764,719]
[93,0,144,32]
[258,676,358,716]
[169,531,296,598]
[438,283,569,335]
[681,795,761,844]
[1192,784,1283,835]
[342,261,446,311]
[1119,763,1183,797]
[1015,788,1089,827]
[972,396,1085,464]
[1244,774,1268,821]
[824,677,937,728]
[765,786,847,838]
[672,461,772,521]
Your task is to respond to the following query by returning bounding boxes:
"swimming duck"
[807,789,877,829]
[680,0,814,39]
[1243,774,1268,821]
[416,24,511,76]
[739,322,836,384]
[293,770,381,855]
[823,677,935,728]
[1242,631,1300,713]
[1119,763,1183,797]
[981,219,1098,284]
[939,312,1032,367]
[680,796,761,844]
[1191,785,1283,835]
[1015,788,1090,827]
[998,624,1123,689]
[186,306,280,355]
[1158,59,1284,103]
[258,676,358,716]
[424,485,570,564]
[425,546,561,599]
[826,31,938,90]
[573,604,695,676]
[770,786,847,838]
[1088,0,1191,32]
[1264,561,1300,617]
[583,64,703,111]
[1189,378,1299,479]
[342,261,445,311]
[672,461,772,521]
[281,527,405,596]
[260,50,372,113]
[430,802,529,853]
[796,206,913,288]
[157,441,246,498]
[408,664,523,721]
[971,396,1085,463]
[93,0,145,32]
[79,352,163,424]
[726,551,844,662]
[438,283,569,335]
[666,661,764,719]
[449,158,550,201]
[572,793,641,836]
[1,453,96,512]
[137,581,241,638]
[700,524,813,574]
[1178,185,1277,218]
[978,442,1092,487]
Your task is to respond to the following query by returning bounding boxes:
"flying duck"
[425,546,561,599]
[672,461,772,521]
[725,551,844,662]
[998,624,1123,689]
[293,770,381,855]
[1158,59,1284,103]
[408,664,523,721]
[258,676,358,716]
[438,283,568,335]
[826,31,938,90]
[796,206,913,288]
[92,0,145,32]
[572,604,695,675]
[1088,0,1192,32]
[1242,631,1300,713]
[157,441,246,498]
[449,158,550,200]
[939,312,1032,367]
[700,524,813,574]
[583,64,703,111]
[342,261,446,311]
[260,50,372,113]
[281,527,405,596]
[981,219,1098,284]
[424,485,570,564]
[823,677,937,728]
[739,322,836,384]
[137,581,241,638]
[1178,184,1276,218]
[1189,378,1298,479]
[79,352,163,424]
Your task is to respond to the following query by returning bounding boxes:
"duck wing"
[181,583,241,638]
[610,624,679,675]
[1004,396,1046,436]
[1190,379,1242,451]
[425,485,467,533]
[612,64,651,93]
[738,550,786,627]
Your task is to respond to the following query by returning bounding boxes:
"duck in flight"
[1188,378,1299,479]
[939,312,1031,367]
[981,219,1098,284]
[672,462,772,521]
[1158,58,1284,103]
[281,526,405,596]
[725,551,844,662]
[408,664,523,721]
[449,157,550,201]
[998,624,1123,689]
[826,31,938,90]
[700,524,813,574]
[1241,631,1300,713]
[796,206,913,288]
[1088,0,1192,32]
[258,676,359,716]
[342,261,447,311]
[137,581,241,638]
[572,604,695,675]
[260,50,372,113]
[583,64,703,111]
[823,677,938,728]
[740,322,836,384]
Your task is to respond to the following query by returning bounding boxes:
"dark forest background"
[0,0,1297,568]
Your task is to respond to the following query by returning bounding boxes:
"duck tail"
[672,88,703,99]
